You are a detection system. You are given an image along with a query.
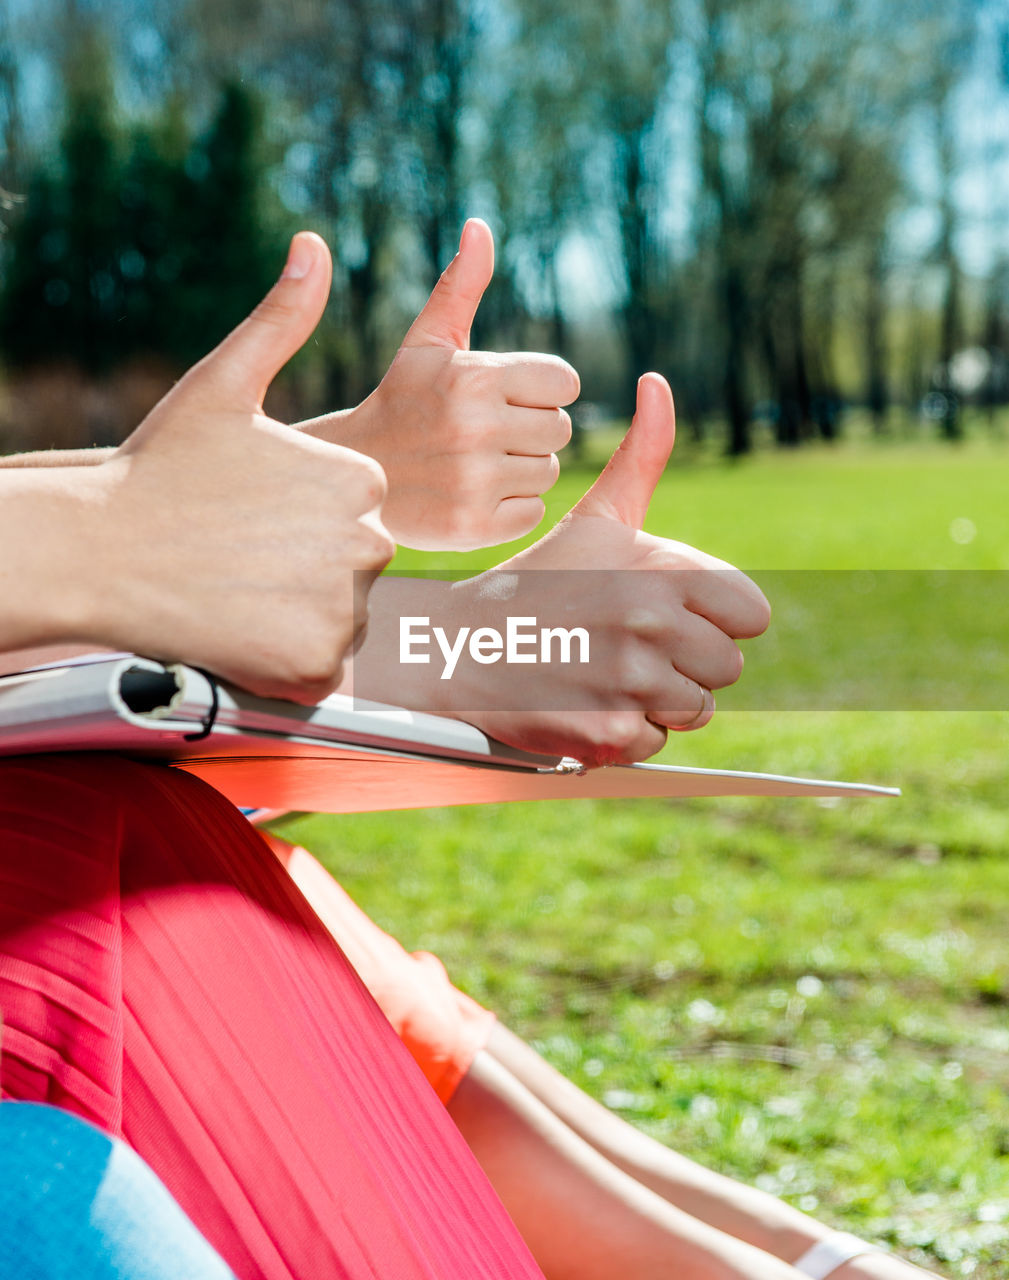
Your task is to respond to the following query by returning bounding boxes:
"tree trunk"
[723,262,750,455]
[865,241,888,432]
[936,106,962,440]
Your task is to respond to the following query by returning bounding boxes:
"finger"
[196,232,333,408]
[661,611,745,691]
[596,716,669,766]
[573,372,674,529]
[628,720,670,761]
[402,218,495,351]
[650,681,716,733]
[679,568,772,639]
[500,353,581,407]
[670,687,716,733]
[496,451,561,497]
[496,406,572,456]
[490,495,547,543]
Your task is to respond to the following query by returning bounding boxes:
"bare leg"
[274,839,943,1280]
[448,1047,802,1280]
[481,1024,940,1279]
[486,1021,817,1258]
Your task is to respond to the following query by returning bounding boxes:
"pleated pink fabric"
[264,834,497,1106]
[0,755,544,1280]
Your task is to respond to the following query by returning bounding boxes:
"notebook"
[0,653,899,814]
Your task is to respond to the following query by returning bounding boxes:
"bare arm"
[0,464,111,650]
[275,837,943,1280]
[0,447,113,468]
[5,374,764,769]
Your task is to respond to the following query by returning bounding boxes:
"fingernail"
[282,233,315,280]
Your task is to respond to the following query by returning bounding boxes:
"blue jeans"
[0,1102,235,1280]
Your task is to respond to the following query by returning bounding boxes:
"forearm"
[0,463,472,710]
[0,447,114,468]
[0,466,106,651]
[0,418,360,469]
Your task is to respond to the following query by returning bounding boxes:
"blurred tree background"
[1,0,1008,453]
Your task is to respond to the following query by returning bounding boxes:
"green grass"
[279,433,1009,1276]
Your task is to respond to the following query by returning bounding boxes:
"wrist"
[0,465,115,650]
[351,575,460,718]
[350,575,513,725]
[423,577,494,721]
[297,402,369,452]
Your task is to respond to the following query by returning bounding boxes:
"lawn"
[276,429,1009,1276]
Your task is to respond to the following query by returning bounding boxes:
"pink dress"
[0,754,544,1280]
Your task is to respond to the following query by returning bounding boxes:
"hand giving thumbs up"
[440,374,770,764]
[78,233,394,702]
[301,219,581,551]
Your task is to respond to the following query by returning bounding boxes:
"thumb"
[573,373,675,528]
[194,232,333,407]
[402,218,494,350]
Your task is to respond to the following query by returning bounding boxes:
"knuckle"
[350,522,394,570]
[708,640,745,688]
[633,723,668,762]
[555,409,573,448]
[749,591,772,636]
[732,580,771,637]
[591,711,643,755]
[455,353,503,396]
[368,526,396,566]
[457,452,496,493]
[612,649,653,701]
[286,638,344,692]
[350,454,388,508]
[623,605,666,640]
[574,711,667,766]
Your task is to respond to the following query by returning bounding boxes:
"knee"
[0,1102,234,1279]
[0,1101,111,1202]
